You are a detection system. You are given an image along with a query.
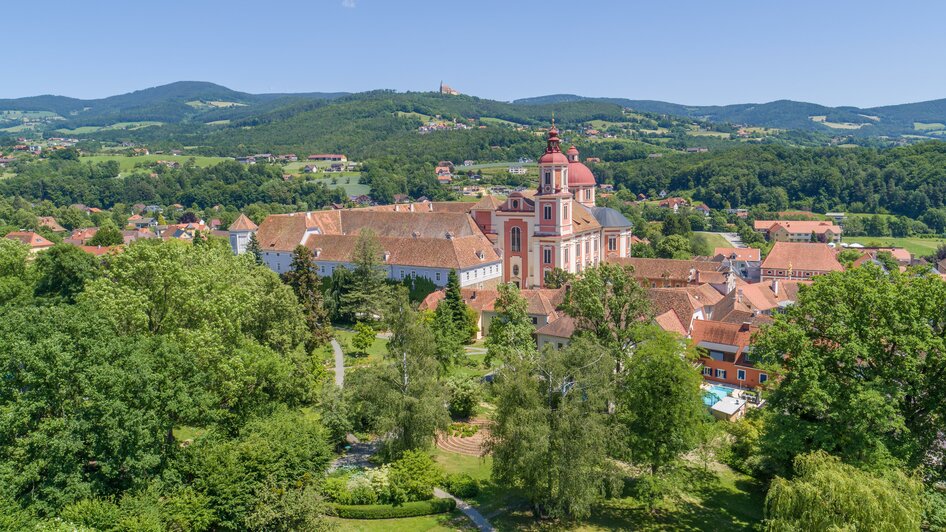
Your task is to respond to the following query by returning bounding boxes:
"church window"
[544,171,551,186]
[543,248,552,264]
[563,204,569,220]
[544,204,552,220]
[512,264,520,276]
[510,227,521,252]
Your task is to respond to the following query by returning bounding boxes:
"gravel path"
[434,487,495,532]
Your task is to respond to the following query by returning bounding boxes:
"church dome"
[539,151,569,164]
[566,146,596,186]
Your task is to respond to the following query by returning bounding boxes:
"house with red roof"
[691,319,770,389]
[760,242,843,281]
[754,220,842,244]
[4,231,54,253]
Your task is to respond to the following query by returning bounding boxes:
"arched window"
[510,227,521,252]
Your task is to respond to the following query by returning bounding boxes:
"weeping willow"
[764,451,922,532]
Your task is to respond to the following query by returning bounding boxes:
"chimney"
[771,278,779,297]
[471,291,477,300]
[382,251,391,262]
[394,205,400,212]
[409,203,415,212]
[428,202,434,212]
[736,288,744,304]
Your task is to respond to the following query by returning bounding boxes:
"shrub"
[389,451,444,502]
[443,473,479,499]
[60,498,121,530]
[331,498,455,519]
[344,475,379,505]
[446,376,479,419]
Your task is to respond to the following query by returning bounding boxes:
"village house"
[714,247,762,282]
[658,197,689,212]
[507,166,527,175]
[754,220,842,243]
[607,257,732,290]
[308,154,347,162]
[4,231,54,253]
[692,319,769,389]
[760,242,843,281]
[37,216,66,233]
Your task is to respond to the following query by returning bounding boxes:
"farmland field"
[842,236,946,256]
[79,154,231,173]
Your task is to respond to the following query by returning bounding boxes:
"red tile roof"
[714,247,760,262]
[4,231,54,249]
[228,213,258,232]
[761,242,843,273]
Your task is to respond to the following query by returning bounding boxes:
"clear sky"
[5,0,945,107]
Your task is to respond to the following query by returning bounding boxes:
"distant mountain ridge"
[514,94,946,136]
[2,81,945,140]
[0,81,350,127]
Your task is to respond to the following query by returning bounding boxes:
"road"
[720,232,746,248]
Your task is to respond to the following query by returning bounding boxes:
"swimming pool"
[703,384,736,407]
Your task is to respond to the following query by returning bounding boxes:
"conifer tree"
[246,232,263,264]
[283,245,332,350]
[341,228,389,322]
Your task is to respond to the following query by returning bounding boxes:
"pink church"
[471,124,634,288]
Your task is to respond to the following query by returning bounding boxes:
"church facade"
[469,124,634,288]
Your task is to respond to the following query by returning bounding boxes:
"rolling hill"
[514,94,946,137]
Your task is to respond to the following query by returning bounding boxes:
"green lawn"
[843,236,946,257]
[694,231,732,252]
[79,154,230,173]
[333,328,388,366]
[330,511,472,531]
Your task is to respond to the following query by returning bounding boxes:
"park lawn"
[448,352,490,380]
[492,463,764,531]
[330,511,473,531]
[842,236,946,257]
[334,328,388,366]
[480,117,524,127]
[694,231,732,251]
[431,448,524,519]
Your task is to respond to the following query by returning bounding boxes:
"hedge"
[332,498,456,519]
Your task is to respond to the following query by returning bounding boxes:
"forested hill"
[514,94,946,137]
[0,81,349,127]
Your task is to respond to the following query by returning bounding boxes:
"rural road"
[433,487,495,532]
[331,338,344,387]
[720,232,746,248]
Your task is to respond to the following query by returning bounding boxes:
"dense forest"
[595,142,946,231]
[0,157,346,212]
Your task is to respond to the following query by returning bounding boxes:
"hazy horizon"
[5,0,946,108]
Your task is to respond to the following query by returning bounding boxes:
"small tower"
[536,122,573,237]
[566,145,597,207]
[228,213,258,255]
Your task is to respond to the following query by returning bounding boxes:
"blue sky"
[5,0,945,107]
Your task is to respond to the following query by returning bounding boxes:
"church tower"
[535,123,573,237]
[566,145,597,207]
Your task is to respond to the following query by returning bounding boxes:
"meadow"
[842,236,946,257]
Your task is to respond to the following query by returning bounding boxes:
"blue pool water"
[703,384,736,407]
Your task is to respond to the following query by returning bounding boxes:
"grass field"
[79,154,230,173]
[914,122,946,131]
[330,512,471,531]
[843,236,946,256]
[480,117,524,127]
[57,121,164,135]
[694,232,733,252]
[332,328,388,366]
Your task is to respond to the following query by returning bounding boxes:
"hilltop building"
[440,81,460,96]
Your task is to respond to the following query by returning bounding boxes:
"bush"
[389,451,444,502]
[446,376,479,419]
[442,473,479,498]
[331,498,455,519]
